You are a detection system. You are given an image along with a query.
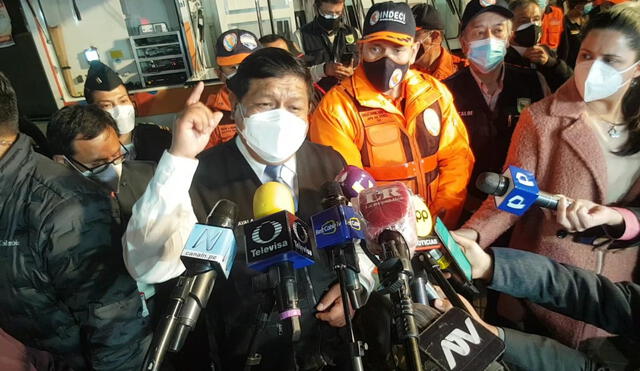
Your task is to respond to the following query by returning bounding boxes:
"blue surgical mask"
[537,0,548,9]
[468,38,507,73]
[583,2,593,14]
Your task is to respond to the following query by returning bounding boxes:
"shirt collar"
[469,63,505,96]
[234,136,297,184]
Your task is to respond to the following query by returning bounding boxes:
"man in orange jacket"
[539,0,564,50]
[411,4,468,80]
[204,29,259,149]
[310,1,474,227]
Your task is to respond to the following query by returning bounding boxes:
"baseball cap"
[412,4,445,31]
[215,29,259,66]
[361,2,416,46]
[460,0,514,33]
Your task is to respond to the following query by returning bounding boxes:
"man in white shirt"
[124,47,375,370]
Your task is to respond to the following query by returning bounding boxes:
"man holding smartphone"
[294,0,359,95]
[310,2,475,228]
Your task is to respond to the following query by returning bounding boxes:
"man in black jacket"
[124,48,376,370]
[506,0,573,92]
[444,0,547,222]
[294,0,358,94]
[0,74,152,369]
[47,104,155,228]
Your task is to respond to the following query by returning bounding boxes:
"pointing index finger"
[186,81,205,107]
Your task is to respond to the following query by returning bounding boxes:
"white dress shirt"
[123,144,376,294]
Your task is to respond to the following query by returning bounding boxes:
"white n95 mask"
[238,107,308,164]
[575,59,640,102]
[106,104,136,134]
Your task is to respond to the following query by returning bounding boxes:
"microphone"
[243,182,315,342]
[356,183,422,370]
[476,166,559,215]
[311,181,365,307]
[142,199,239,371]
[418,308,505,370]
[311,181,367,371]
[356,182,418,257]
[335,165,376,199]
[376,229,423,371]
[412,195,440,251]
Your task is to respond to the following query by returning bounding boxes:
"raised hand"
[169,82,223,159]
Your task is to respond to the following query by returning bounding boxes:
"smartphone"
[433,217,473,282]
[339,52,354,66]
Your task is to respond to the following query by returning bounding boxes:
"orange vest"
[310,68,474,226]
[541,6,564,50]
[204,86,237,149]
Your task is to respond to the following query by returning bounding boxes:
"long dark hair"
[583,2,640,156]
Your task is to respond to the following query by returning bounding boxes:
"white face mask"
[237,106,308,164]
[575,59,640,103]
[106,104,136,134]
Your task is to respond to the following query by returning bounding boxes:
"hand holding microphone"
[556,196,624,233]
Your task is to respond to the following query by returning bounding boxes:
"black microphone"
[377,230,423,371]
[476,167,560,215]
[311,181,367,371]
[142,199,239,371]
[418,308,505,370]
[244,182,315,343]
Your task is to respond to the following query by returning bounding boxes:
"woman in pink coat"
[458,3,640,349]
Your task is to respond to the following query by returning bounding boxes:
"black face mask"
[513,23,542,48]
[316,15,341,31]
[363,57,409,92]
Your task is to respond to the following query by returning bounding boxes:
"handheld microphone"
[335,165,376,199]
[356,182,418,257]
[311,181,365,307]
[312,181,368,371]
[244,182,315,342]
[143,199,239,371]
[476,166,559,215]
[412,195,440,251]
[418,308,505,371]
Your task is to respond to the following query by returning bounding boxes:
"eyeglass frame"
[66,143,129,175]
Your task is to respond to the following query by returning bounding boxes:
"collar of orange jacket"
[350,65,438,116]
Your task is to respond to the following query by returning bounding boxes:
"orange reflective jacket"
[541,6,564,50]
[412,47,468,81]
[310,67,474,227]
[205,86,237,149]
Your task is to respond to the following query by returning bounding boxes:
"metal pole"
[266,0,276,34]
[254,0,264,37]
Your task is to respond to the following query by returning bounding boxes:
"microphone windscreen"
[356,182,417,254]
[475,172,508,197]
[206,199,239,228]
[253,182,295,219]
[335,165,376,199]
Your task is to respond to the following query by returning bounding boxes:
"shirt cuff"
[309,63,327,83]
[611,207,640,241]
[155,150,199,192]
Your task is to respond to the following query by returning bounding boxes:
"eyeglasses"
[68,144,128,175]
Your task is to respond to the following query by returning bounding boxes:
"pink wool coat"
[464,77,640,348]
